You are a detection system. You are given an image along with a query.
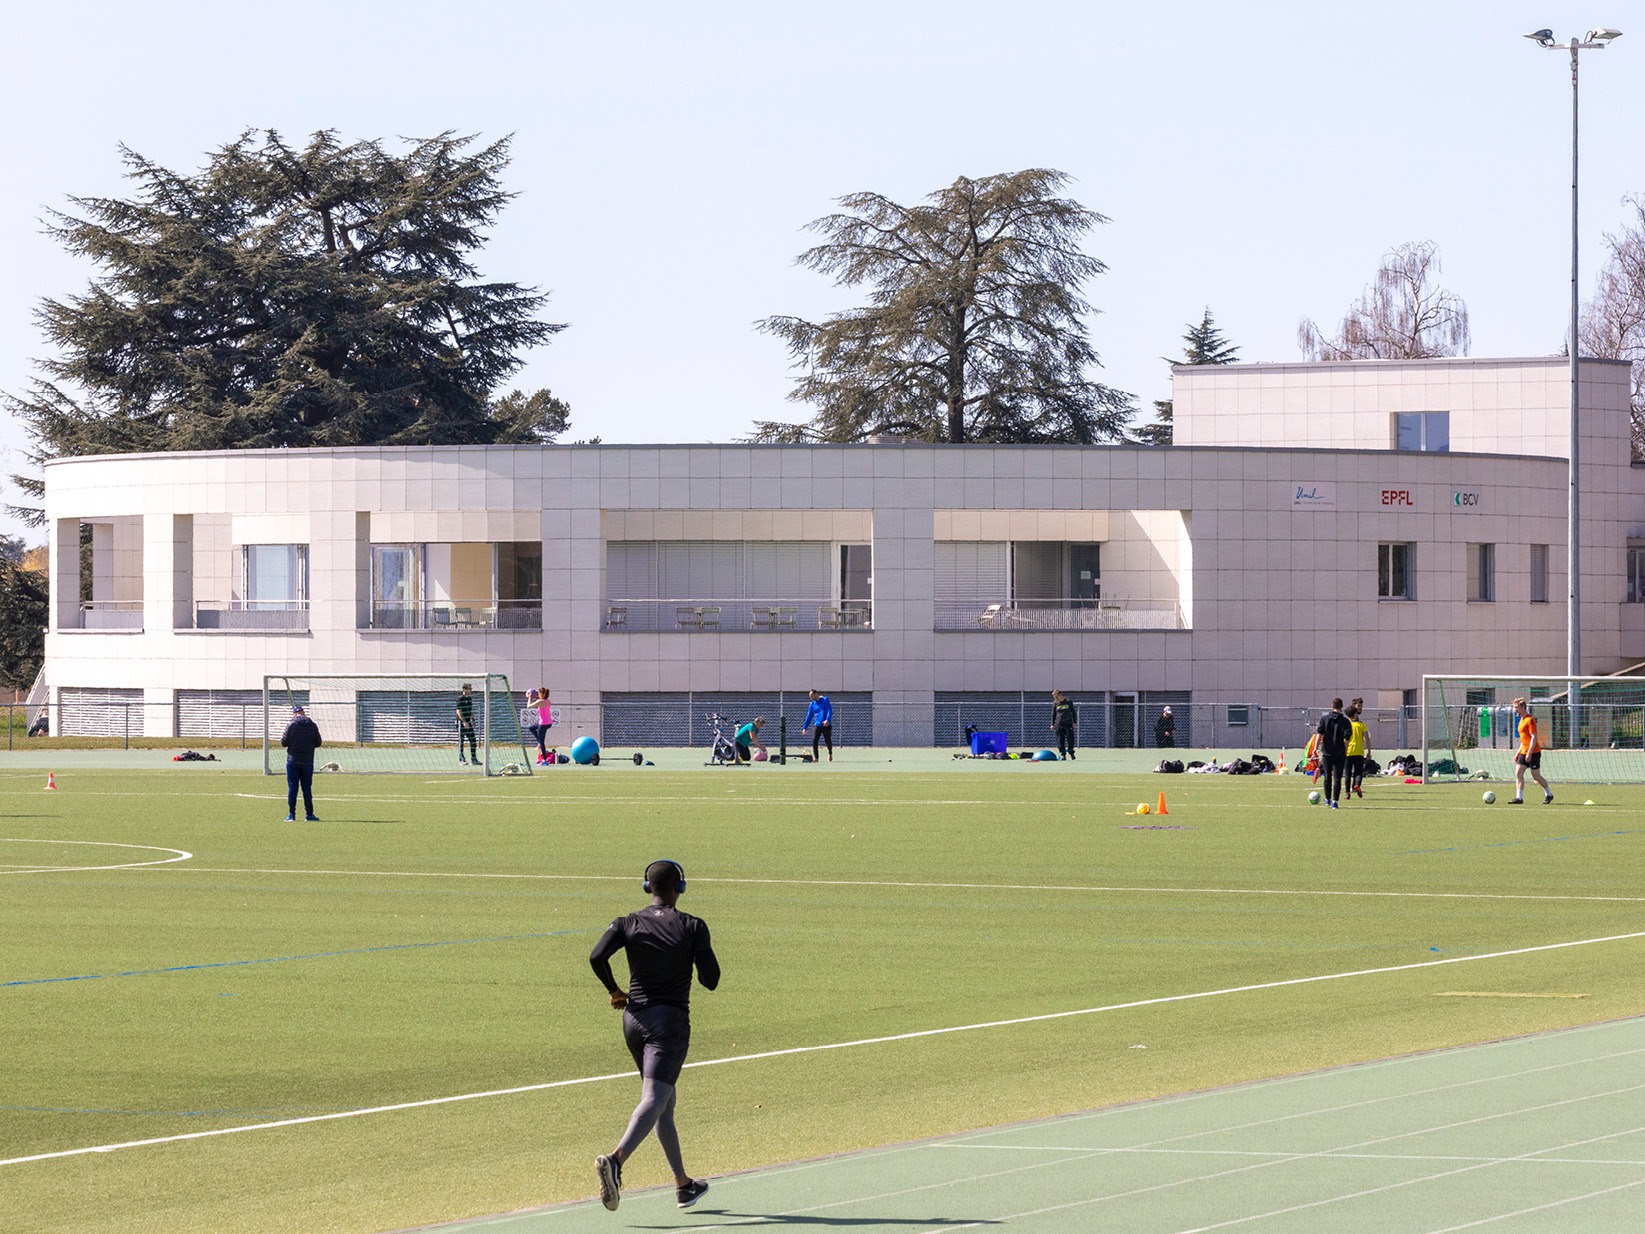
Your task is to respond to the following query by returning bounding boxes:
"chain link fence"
[3,694,1424,759]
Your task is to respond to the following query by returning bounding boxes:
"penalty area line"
[5,927,1645,1169]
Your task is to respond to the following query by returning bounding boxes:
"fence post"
[125,703,131,750]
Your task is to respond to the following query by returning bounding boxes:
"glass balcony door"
[371,544,424,628]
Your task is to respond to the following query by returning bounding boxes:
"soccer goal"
[262,673,533,776]
[1421,675,1645,784]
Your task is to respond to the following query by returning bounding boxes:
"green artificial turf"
[2,765,1642,1232]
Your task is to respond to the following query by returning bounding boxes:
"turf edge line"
[5,927,1643,1169]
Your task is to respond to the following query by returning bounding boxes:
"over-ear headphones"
[642,859,686,895]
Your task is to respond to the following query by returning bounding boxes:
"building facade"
[40,356,1645,747]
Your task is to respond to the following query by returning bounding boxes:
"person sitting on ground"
[733,717,765,763]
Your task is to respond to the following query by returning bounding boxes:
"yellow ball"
[1137,802,1151,815]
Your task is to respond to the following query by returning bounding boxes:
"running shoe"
[595,1154,621,1211]
[676,1179,709,1208]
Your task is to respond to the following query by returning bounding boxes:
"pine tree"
[6,130,568,519]
[1136,308,1240,446]
[753,169,1133,444]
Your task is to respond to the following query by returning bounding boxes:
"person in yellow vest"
[1345,701,1370,799]
[1511,697,1553,805]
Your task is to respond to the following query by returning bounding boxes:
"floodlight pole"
[1527,27,1621,702]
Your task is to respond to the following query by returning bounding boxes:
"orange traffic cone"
[1155,790,1169,816]
[1276,750,1287,774]
[44,772,57,791]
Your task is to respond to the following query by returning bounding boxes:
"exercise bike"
[705,713,742,766]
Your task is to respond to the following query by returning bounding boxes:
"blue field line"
[1395,827,1645,855]
[1,929,591,988]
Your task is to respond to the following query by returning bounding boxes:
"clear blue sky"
[3,1,1640,542]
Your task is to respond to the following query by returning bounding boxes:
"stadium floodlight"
[1524,25,1622,697]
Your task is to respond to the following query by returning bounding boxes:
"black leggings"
[812,723,832,759]
[1055,725,1075,758]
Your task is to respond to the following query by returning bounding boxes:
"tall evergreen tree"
[753,169,1134,444]
[0,552,48,690]
[1136,308,1241,446]
[5,130,568,520]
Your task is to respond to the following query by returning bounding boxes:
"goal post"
[262,673,533,776]
[1421,674,1645,784]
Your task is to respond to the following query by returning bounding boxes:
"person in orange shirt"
[1511,697,1553,805]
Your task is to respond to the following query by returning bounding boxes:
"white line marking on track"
[0,839,192,876]
[1420,1176,1645,1232]
[936,1144,1645,1166]
[4,928,1643,1169]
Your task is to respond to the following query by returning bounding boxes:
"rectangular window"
[1467,543,1494,602]
[1394,411,1450,452]
[1227,705,1250,727]
[1530,544,1549,604]
[1629,546,1645,603]
[243,544,307,607]
[1378,542,1413,599]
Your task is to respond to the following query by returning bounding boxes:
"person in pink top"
[536,687,556,765]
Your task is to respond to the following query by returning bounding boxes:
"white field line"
[1420,1177,1645,1232]
[0,840,191,876]
[5,927,1644,1170]
[144,865,1645,904]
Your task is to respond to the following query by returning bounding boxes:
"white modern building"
[39,355,1645,748]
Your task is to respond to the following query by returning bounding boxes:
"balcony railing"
[194,600,310,631]
[77,600,143,631]
[603,598,872,632]
[368,599,543,631]
[934,598,1186,631]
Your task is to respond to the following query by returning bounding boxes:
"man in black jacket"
[280,705,323,822]
[1316,698,1353,810]
[589,859,720,1212]
[1051,690,1077,759]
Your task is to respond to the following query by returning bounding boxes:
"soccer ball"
[1136,802,1150,815]
[1482,791,1496,804]
[1307,790,1321,805]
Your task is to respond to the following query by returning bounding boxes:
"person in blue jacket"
[802,689,833,762]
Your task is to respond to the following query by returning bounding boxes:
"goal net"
[262,673,533,776]
[1421,675,1645,784]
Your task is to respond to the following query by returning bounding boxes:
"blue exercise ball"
[570,735,600,765]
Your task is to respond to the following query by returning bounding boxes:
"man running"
[590,859,721,1211]
[1511,696,1553,805]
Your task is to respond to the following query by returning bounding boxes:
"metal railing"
[368,599,543,630]
[76,600,143,630]
[603,598,872,632]
[934,598,1186,631]
[194,600,310,631]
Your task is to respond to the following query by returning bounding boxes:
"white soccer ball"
[1482,791,1496,804]
[1307,790,1321,805]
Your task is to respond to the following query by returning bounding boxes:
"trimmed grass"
[2,765,1643,1232]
